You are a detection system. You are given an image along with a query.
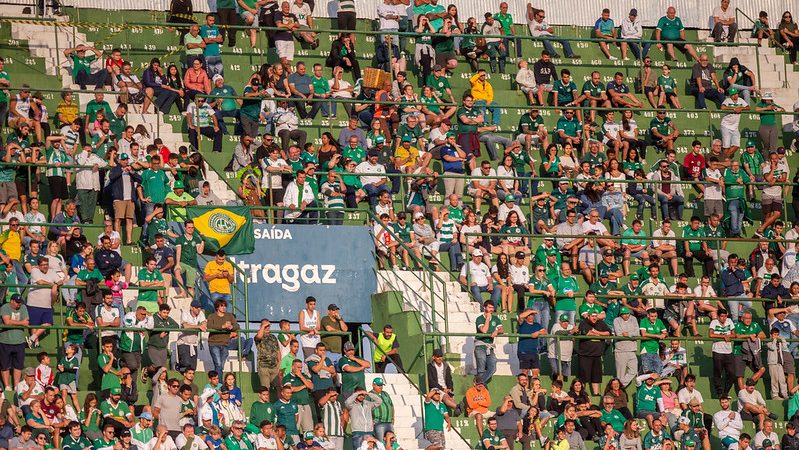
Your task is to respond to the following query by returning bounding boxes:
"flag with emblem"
[186,207,255,254]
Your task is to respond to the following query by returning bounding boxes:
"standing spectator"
[275,2,299,72]
[756,91,785,154]
[577,312,611,396]
[422,389,451,450]
[723,162,750,238]
[183,25,206,69]
[0,294,28,389]
[284,359,313,437]
[516,309,546,378]
[200,14,224,79]
[655,6,700,61]
[526,5,578,59]
[712,0,737,42]
[371,378,394,440]
[336,0,356,30]
[426,349,458,411]
[148,304,178,370]
[74,144,107,224]
[495,2,521,58]
[338,342,370,400]
[366,325,403,373]
[108,153,141,245]
[119,306,152,380]
[473,300,504,384]
[613,307,640,387]
[688,54,725,110]
[709,309,736,397]
[345,388,382,450]
[206,299,239,376]
[203,250,235,309]
[720,88,747,157]
[254,319,281,392]
[620,9,649,60]
[26,257,63,349]
[307,342,336,409]
[481,13,506,74]
[176,301,206,373]
[320,304,347,364]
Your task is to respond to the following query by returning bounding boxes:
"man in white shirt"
[283,170,317,223]
[467,161,499,212]
[176,301,207,373]
[459,249,501,306]
[74,144,108,225]
[525,4,578,59]
[580,209,618,251]
[116,62,144,104]
[711,0,737,42]
[714,395,743,448]
[146,425,178,450]
[719,89,747,157]
[709,309,736,398]
[650,219,678,275]
[356,150,388,208]
[376,0,406,47]
[497,195,526,225]
[756,150,790,236]
[174,423,207,449]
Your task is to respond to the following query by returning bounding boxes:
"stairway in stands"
[9,18,239,205]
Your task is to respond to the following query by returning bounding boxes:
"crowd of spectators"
[1,0,799,449]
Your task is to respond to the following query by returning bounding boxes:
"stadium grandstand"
[4,0,799,449]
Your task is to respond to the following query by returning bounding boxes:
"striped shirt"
[321,180,346,209]
[438,219,455,243]
[45,147,69,177]
[372,390,393,423]
[337,0,355,13]
[322,399,344,437]
[63,128,80,153]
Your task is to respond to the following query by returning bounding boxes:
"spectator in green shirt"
[63,45,106,90]
[654,6,700,62]
[755,91,784,153]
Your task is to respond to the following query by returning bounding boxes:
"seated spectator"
[712,0,737,43]
[526,5,578,59]
[620,8,649,60]
[657,64,682,109]
[209,74,240,131]
[607,72,643,108]
[481,13,506,74]
[738,380,778,431]
[63,45,105,90]
[327,33,361,82]
[688,54,725,110]
[594,8,619,60]
[470,70,500,127]
[655,6,700,61]
[722,57,757,104]
[115,62,144,105]
[183,58,211,103]
[142,58,179,115]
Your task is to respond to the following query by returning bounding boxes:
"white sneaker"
[609,55,618,60]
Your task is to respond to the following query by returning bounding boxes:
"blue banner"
[229,224,377,323]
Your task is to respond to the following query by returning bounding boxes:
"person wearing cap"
[297,429,324,450]
[394,134,422,187]
[108,152,142,245]
[720,87,748,157]
[547,313,576,380]
[370,377,395,441]
[460,250,502,309]
[464,375,493,437]
[0,292,29,388]
[754,90,784,154]
[426,348,457,410]
[100,385,135,432]
[318,304,347,365]
[130,412,155,448]
[753,419,780,449]
[497,192,526,227]
[337,341,370,400]
[619,8,649,60]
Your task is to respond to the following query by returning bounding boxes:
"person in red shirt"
[682,140,706,198]
[105,48,125,85]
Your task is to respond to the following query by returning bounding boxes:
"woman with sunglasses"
[780,11,799,63]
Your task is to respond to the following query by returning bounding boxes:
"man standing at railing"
[474,300,503,384]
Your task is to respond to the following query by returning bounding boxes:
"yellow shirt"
[469,73,494,103]
[0,230,21,261]
[204,260,234,294]
[57,101,79,125]
[394,145,419,168]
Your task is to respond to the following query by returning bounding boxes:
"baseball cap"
[373,378,385,386]
[328,304,340,311]
[504,194,515,202]
[678,416,690,425]
[603,248,614,256]
[401,135,412,143]
[778,147,786,154]
[201,408,214,421]
[559,180,570,185]
[559,314,569,322]
[472,249,484,257]
[173,180,185,189]
[727,87,739,95]
[139,412,154,420]
[118,153,130,160]
[414,212,424,220]
[746,139,756,147]
[684,438,696,447]
[10,293,22,303]
[763,439,774,447]
[220,386,230,393]
[432,348,444,357]
[304,431,314,440]
[745,378,757,386]
[343,341,355,351]
[620,306,631,314]
[629,8,638,16]
[110,386,122,395]
[23,367,35,376]
[190,300,202,308]
[374,135,385,144]
[367,149,379,157]
[121,430,132,437]
[515,251,525,259]
[630,274,640,281]
[762,90,775,100]
[212,74,224,83]
[474,376,485,385]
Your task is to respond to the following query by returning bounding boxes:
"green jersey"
[741,151,765,175]
[337,356,366,393]
[141,168,170,203]
[640,319,666,353]
[723,168,750,199]
[423,400,448,431]
[457,106,482,133]
[57,354,80,386]
[582,80,606,98]
[733,321,763,355]
[657,75,676,93]
[250,400,277,428]
[656,15,685,40]
[475,314,503,344]
[554,276,579,311]
[425,74,451,99]
[284,372,311,405]
[649,117,673,137]
[97,354,121,391]
[682,226,705,252]
[600,408,626,432]
[0,71,9,104]
[175,233,203,267]
[0,303,27,345]
[578,302,605,318]
[70,52,97,78]
[274,399,299,434]
[517,113,544,137]
[636,384,661,411]
[556,116,581,137]
[481,429,506,450]
[553,79,577,103]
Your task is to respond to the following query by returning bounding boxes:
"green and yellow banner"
[186,207,254,255]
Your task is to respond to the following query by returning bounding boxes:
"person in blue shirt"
[516,309,546,378]
[594,8,618,60]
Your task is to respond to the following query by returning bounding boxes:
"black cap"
[220,386,231,393]
[367,149,379,158]
[328,304,340,311]
[121,430,132,437]
[432,348,444,357]
[9,293,21,303]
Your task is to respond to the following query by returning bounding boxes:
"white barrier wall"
[57,0,795,29]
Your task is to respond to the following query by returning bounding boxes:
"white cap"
[472,249,484,257]
[762,90,774,100]
[413,212,424,219]
[201,407,213,421]
[212,74,224,83]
